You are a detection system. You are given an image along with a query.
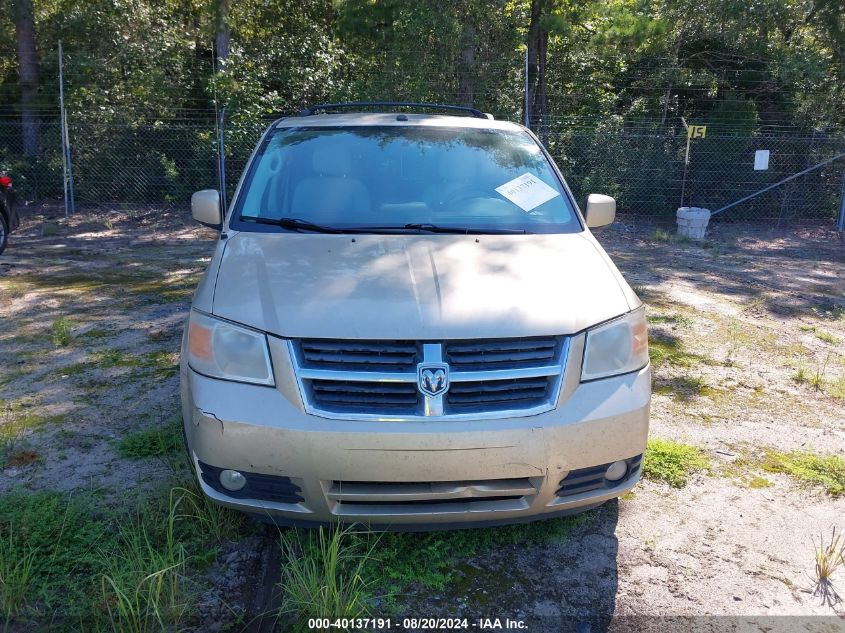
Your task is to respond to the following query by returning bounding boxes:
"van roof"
[273,112,525,132]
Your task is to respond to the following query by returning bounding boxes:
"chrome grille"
[310,379,419,413]
[290,336,568,421]
[301,339,419,371]
[446,377,550,410]
[445,337,559,370]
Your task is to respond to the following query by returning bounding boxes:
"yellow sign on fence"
[687,125,707,139]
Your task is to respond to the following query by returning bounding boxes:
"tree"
[14,0,40,155]
[215,0,231,66]
[525,0,549,139]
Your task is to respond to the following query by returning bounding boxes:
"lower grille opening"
[557,454,642,498]
[198,461,304,504]
[337,495,522,507]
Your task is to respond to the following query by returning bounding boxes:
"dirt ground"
[1,206,844,631]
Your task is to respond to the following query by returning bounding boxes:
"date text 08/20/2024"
[307,618,528,630]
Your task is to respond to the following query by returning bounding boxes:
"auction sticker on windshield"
[495,172,560,212]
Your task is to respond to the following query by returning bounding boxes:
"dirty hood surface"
[212,231,633,339]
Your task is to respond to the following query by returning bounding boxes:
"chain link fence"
[1,115,843,224]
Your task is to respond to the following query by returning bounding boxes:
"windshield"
[232,125,580,234]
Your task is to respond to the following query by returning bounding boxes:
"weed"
[0,491,109,614]
[816,331,841,345]
[762,450,845,497]
[828,376,845,399]
[373,512,593,595]
[792,359,808,384]
[100,489,191,633]
[799,325,817,333]
[653,228,671,242]
[80,327,111,339]
[648,335,711,369]
[176,483,244,543]
[118,420,182,459]
[51,317,73,347]
[724,317,751,365]
[0,525,36,626]
[648,313,693,328]
[812,527,844,606]
[643,437,710,487]
[280,526,377,623]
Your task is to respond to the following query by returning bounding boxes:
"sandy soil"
[1,208,844,631]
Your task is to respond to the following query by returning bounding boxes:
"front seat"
[291,145,371,224]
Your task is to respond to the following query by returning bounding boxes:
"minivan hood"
[212,232,633,339]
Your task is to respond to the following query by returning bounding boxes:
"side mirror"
[584,194,616,228]
[191,189,222,229]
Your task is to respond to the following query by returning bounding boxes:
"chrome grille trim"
[288,337,568,421]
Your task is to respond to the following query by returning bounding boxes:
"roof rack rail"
[298,102,491,119]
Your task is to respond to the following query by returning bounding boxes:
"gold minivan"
[181,103,650,529]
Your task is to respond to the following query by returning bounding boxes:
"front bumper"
[181,334,650,529]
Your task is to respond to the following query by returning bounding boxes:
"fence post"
[58,41,68,216]
[58,40,75,215]
[837,170,845,235]
[217,106,228,214]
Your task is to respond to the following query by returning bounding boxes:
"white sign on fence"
[754,150,770,171]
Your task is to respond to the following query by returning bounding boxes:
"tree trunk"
[215,0,231,67]
[14,0,40,156]
[457,23,476,107]
[525,0,548,139]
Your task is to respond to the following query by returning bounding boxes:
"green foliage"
[0,526,36,625]
[100,489,191,633]
[0,483,232,626]
[761,450,845,497]
[277,511,597,620]
[0,491,111,615]
[280,526,377,623]
[366,512,594,594]
[117,420,182,459]
[50,317,73,347]
[643,437,710,487]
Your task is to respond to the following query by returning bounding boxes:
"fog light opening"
[219,469,246,491]
[605,460,627,482]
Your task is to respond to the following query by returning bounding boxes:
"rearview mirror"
[584,194,616,228]
[191,189,222,229]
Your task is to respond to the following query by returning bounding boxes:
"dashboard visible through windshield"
[231,125,581,234]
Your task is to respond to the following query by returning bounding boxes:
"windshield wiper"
[241,216,348,233]
[241,217,529,235]
[397,223,528,234]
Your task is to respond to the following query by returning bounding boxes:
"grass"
[648,335,712,369]
[647,313,693,328]
[50,317,73,347]
[176,482,244,543]
[100,489,191,633]
[816,330,841,345]
[0,481,225,629]
[761,449,845,497]
[812,527,844,607]
[279,526,377,624]
[0,525,36,628]
[643,437,710,487]
[118,419,182,459]
[278,510,596,621]
[653,228,672,242]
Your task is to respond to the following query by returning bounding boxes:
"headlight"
[581,307,648,381]
[187,310,274,386]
